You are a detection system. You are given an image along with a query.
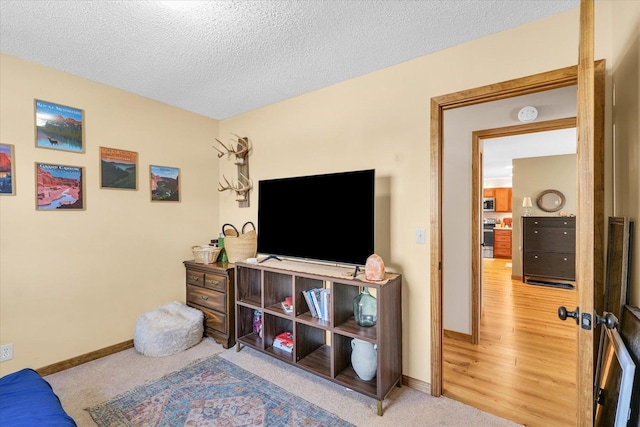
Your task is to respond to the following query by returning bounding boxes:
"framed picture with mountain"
[34,99,84,153]
[35,162,85,210]
[0,143,15,195]
[150,165,180,202]
[100,147,138,190]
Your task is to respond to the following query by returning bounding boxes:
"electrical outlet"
[415,227,426,244]
[0,344,13,362]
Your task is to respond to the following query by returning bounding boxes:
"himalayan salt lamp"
[364,254,385,281]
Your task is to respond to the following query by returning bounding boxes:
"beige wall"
[511,154,577,277]
[1,1,638,387]
[0,54,220,375]
[611,0,640,306]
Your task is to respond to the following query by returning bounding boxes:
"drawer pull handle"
[189,275,200,281]
[207,280,220,286]
[200,295,209,301]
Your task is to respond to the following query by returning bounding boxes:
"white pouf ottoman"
[134,302,204,357]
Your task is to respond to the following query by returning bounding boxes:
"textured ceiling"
[0,0,579,120]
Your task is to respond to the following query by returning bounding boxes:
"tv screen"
[257,169,375,266]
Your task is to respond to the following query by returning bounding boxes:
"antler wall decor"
[214,134,252,207]
[218,172,253,203]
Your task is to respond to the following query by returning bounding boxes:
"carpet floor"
[45,338,521,426]
[88,355,352,426]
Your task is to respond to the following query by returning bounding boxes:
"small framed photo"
[0,143,15,195]
[35,162,85,210]
[35,99,84,153]
[150,165,180,202]
[100,147,138,190]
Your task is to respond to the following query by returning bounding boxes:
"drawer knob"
[534,230,538,234]
[563,258,568,261]
[564,231,567,235]
[534,255,538,259]
[200,295,209,301]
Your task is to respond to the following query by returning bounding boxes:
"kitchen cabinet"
[483,187,512,212]
[493,229,512,258]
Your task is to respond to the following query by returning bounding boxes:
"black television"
[257,169,375,267]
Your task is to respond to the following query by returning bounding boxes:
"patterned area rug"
[87,355,353,426]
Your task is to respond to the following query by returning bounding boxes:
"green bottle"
[218,233,228,263]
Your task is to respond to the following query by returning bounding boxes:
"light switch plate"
[415,228,426,244]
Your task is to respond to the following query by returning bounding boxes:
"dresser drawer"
[195,304,227,335]
[524,252,575,280]
[187,284,226,312]
[186,269,205,286]
[524,218,575,228]
[204,273,227,293]
[523,227,575,253]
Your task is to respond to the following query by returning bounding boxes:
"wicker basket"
[223,222,257,263]
[192,245,220,264]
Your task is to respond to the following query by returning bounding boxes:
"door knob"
[558,306,579,324]
[595,312,618,330]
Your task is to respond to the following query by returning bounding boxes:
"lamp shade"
[522,197,532,208]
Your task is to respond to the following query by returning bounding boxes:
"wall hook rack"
[214,135,251,207]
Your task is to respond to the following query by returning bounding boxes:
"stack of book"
[301,288,330,321]
[280,296,293,314]
[273,331,293,353]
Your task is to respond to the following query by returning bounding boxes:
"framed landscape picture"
[35,99,84,153]
[0,143,15,195]
[100,147,138,190]
[35,162,85,210]
[150,165,180,202]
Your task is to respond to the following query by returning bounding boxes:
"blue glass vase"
[352,287,377,327]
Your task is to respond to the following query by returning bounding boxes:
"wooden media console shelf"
[234,259,402,415]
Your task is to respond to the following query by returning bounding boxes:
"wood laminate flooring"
[443,258,578,426]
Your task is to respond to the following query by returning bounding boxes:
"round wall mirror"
[536,189,566,212]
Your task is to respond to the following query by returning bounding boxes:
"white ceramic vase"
[351,338,377,381]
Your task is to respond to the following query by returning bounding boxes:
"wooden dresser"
[522,217,576,283]
[183,260,235,348]
[493,228,512,258]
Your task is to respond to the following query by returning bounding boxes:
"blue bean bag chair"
[0,368,76,426]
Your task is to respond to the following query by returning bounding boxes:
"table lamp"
[522,196,532,216]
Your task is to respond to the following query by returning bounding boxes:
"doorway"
[430,61,606,423]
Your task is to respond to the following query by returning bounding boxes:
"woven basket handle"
[242,221,256,234]
[222,223,239,237]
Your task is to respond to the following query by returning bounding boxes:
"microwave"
[483,197,495,212]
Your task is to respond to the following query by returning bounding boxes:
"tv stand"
[234,260,402,415]
[352,265,361,277]
[259,255,282,263]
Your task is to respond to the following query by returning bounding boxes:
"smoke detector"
[518,106,538,122]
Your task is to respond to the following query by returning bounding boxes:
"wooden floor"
[443,259,578,426]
